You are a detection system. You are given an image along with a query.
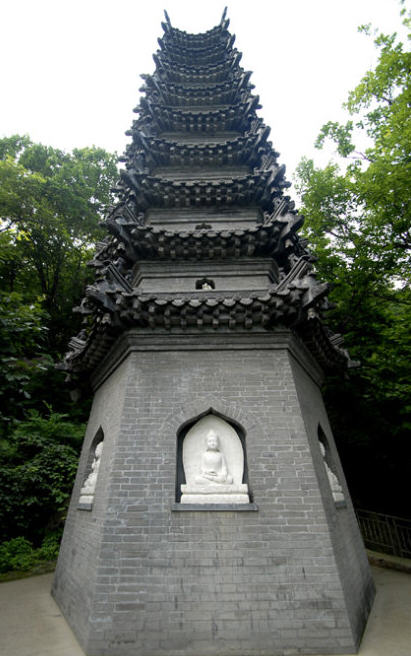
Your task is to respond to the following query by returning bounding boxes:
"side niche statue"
[319,442,345,504]
[79,442,104,506]
[180,422,249,505]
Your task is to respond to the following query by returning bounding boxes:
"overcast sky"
[0,0,406,179]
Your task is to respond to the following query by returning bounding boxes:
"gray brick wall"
[53,333,374,655]
[290,354,375,648]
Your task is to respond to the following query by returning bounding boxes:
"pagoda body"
[53,11,374,656]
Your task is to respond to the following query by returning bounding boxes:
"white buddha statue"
[319,442,345,503]
[79,441,103,505]
[195,430,233,485]
[180,425,249,504]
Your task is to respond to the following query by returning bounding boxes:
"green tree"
[0,409,84,544]
[312,13,410,282]
[295,12,411,516]
[0,291,49,435]
[0,135,118,353]
[0,136,118,559]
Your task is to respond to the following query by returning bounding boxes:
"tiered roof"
[63,9,350,379]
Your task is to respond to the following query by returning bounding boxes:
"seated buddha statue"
[195,430,233,485]
[80,441,103,500]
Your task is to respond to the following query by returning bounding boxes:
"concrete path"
[0,572,83,656]
[0,566,410,656]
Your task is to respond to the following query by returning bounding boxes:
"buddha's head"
[206,430,219,451]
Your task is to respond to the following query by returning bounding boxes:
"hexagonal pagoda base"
[52,331,374,656]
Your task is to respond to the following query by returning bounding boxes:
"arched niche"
[318,425,336,472]
[176,409,250,504]
[86,426,104,475]
[318,424,345,505]
[78,427,104,509]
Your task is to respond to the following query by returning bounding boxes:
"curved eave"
[161,17,230,47]
[98,204,303,268]
[156,67,235,85]
[123,123,272,169]
[125,221,299,260]
[156,40,235,67]
[135,99,260,134]
[154,47,240,69]
[144,72,252,97]
[297,317,351,372]
[141,85,254,109]
[117,169,289,212]
[63,286,348,377]
[154,53,242,84]
[160,32,231,51]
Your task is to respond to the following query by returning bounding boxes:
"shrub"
[0,532,61,574]
[37,532,61,561]
[0,537,36,573]
[0,409,84,543]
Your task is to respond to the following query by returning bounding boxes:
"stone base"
[181,483,249,504]
[172,502,258,511]
[78,494,94,505]
[180,493,250,504]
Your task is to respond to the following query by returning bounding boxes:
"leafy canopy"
[0,135,118,353]
[309,11,411,284]
[0,408,84,544]
[0,137,117,554]
[294,10,411,516]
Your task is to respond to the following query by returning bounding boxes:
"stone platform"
[0,564,410,656]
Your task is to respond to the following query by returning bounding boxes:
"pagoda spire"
[63,11,351,380]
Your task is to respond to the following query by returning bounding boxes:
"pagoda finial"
[163,9,171,27]
[220,6,228,25]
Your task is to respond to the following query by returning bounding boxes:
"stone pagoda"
[53,9,375,656]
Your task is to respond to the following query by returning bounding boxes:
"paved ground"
[0,566,410,656]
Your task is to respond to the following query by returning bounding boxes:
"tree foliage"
[0,137,118,559]
[0,135,118,353]
[295,12,411,516]
[0,409,84,544]
[312,14,411,282]
[0,291,50,433]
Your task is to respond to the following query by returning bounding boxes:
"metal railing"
[356,509,411,559]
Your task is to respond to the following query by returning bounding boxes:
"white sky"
[0,0,407,179]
